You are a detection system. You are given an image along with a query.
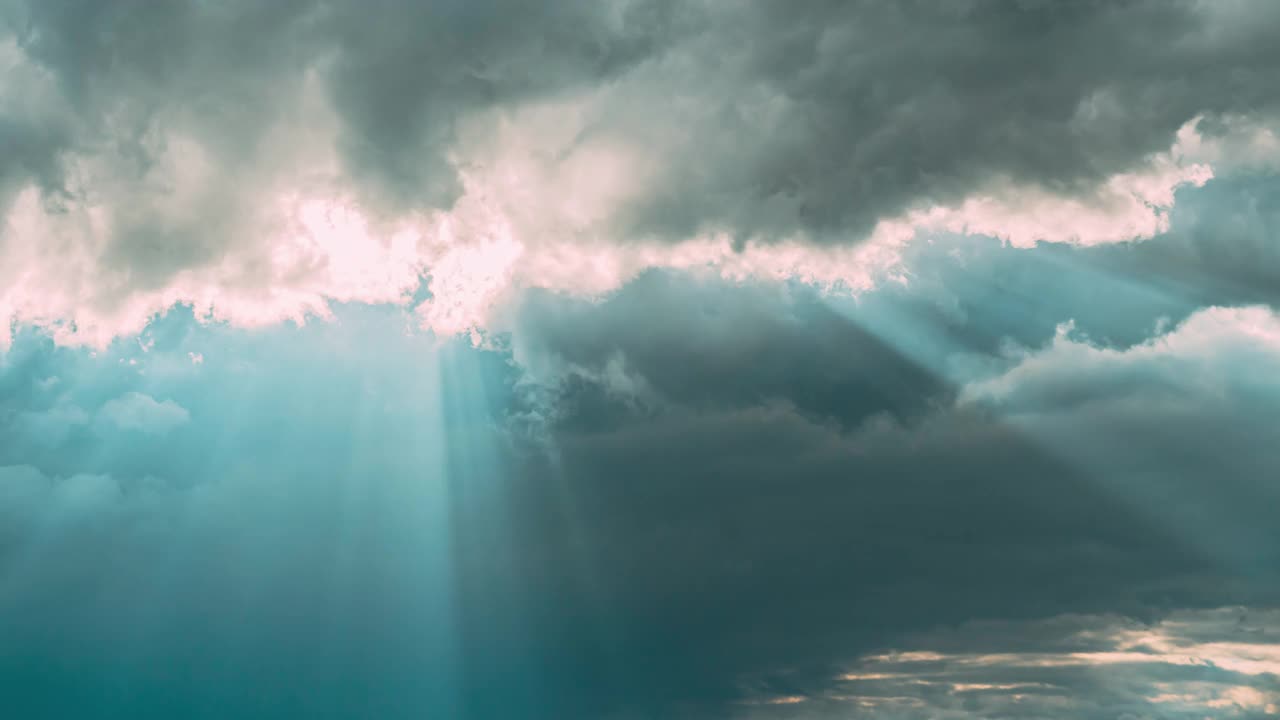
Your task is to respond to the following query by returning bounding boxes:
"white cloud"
[910,150,1212,249]
[961,305,1280,414]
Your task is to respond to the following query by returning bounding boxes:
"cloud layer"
[4,0,1280,347]
[3,2,1280,718]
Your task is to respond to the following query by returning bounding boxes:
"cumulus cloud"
[3,3,1280,718]
[962,305,1280,413]
[2,0,1280,348]
[13,401,89,446]
[96,391,190,435]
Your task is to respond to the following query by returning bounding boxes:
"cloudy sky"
[3,1,1280,718]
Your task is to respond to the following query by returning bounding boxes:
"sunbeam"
[4,2,1280,718]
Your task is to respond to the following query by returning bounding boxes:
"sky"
[2,1,1280,718]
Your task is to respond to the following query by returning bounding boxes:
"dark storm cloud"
[0,0,688,312]
[511,272,946,431]
[581,0,1280,242]
[3,2,1280,718]
[5,0,1280,245]
[456,179,1280,714]
[6,0,1280,347]
[461,357,1280,716]
[1,0,309,181]
[504,169,1280,429]
[0,116,67,202]
[0,0,685,210]
[317,0,684,211]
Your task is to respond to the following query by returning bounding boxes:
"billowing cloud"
[3,1,1280,348]
[3,3,1280,719]
[96,391,189,435]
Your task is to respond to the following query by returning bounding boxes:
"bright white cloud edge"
[2,93,1276,351]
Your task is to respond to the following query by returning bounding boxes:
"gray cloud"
[6,0,1280,245]
[511,272,946,431]
[318,0,683,212]
[4,0,1280,347]
[552,0,1280,243]
[1,0,684,213]
[462,206,1280,712]
[3,2,1280,718]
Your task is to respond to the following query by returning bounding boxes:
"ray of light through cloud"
[2,2,1280,719]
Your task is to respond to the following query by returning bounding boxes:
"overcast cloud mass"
[3,1,1280,718]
